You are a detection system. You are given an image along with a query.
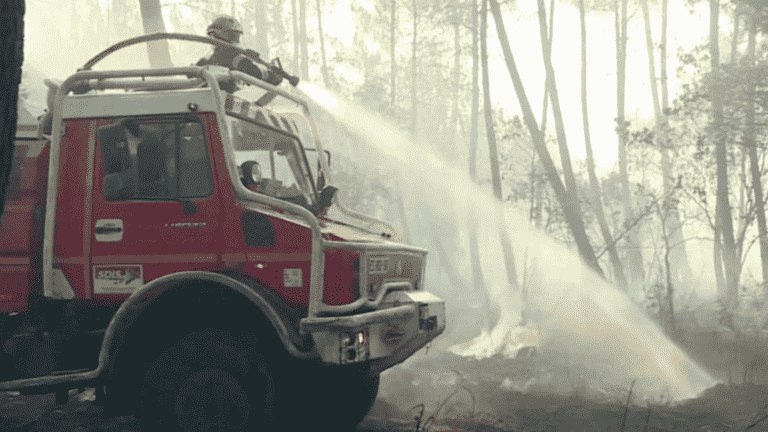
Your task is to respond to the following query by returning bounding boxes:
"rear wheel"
[136,328,277,432]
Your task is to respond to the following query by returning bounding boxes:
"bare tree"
[0,0,24,221]
[138,0,173,67]
[469,0,479,180]
[580,0,626,288]
[300,0,309,79]
[293,0,299,71]
[252,0,269,59]
[411,0,418,138]
[489,0,602,276]
[745,11,768,292]
[711,0,740,319]
[391,0,397,110]
[449,1,461,155]
[481,0,501,199]
[536,0,603,275]
[316,0,329,87]
[641,0,692,288]
[731,0,741,65]
[616,0,645,295]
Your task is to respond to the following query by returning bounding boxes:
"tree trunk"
[641,0,661,121]
[489,0,602,277]
[664,232,677,334]
[292,0,299,71]
[658,0,693,288]
[253,0,269,59]
[714,200,726,297]
[617,0,644,296]
[138,0,172,67]
[481,0,501,199]
[469,0,479,180]
[391,0,397,111]
[711,0,740,318]
[0,0,24,221]
[299,0,309,80]
[450,18,460,157]
[531,0,554,230]
[580,0,626,289]
[731,1,740,65]
[536,0,603,276]
[411,0,418,139]
[316,0,329,87]
[746,14,768,292]
[540,0,555,133]
[481,0,518,293]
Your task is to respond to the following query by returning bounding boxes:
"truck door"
[89,116,222,302]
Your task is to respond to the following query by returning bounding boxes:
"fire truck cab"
[0,33,445,431]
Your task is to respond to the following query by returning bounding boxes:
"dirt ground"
[4,350,768,432]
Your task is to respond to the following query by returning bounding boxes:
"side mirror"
[315,185,338,214]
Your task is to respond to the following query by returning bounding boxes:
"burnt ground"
[4,349,768,432]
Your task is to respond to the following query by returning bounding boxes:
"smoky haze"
[17,0,768,416]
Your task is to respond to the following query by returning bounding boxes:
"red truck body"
[0,34,445,431]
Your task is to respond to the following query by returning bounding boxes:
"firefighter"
[197,15,283,92]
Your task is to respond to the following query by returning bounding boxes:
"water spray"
[296,82,718,403]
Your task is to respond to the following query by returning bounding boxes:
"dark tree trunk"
[0,0,24,221]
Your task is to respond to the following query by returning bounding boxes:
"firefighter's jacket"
[196,47,283,92]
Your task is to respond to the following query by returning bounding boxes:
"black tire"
[281,362,380,431]
[136,328,277,432]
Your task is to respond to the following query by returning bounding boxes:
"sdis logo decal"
[93,265,143,294]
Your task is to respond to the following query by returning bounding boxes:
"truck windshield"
[227,116,316,209]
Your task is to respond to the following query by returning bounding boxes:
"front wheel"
[136,328,277,432]
[281,362,380,430]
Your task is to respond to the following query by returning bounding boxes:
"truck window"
[97,118,214,201]
[228,117,315,207]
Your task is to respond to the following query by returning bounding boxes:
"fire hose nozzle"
[286,75,300,87]
[269,57,300,87]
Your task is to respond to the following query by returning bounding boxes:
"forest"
[6,0,768,430]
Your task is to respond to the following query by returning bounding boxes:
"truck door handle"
[95,226,122,234]
[94,219,124,242]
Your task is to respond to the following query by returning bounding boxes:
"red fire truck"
[0,33,445,431]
